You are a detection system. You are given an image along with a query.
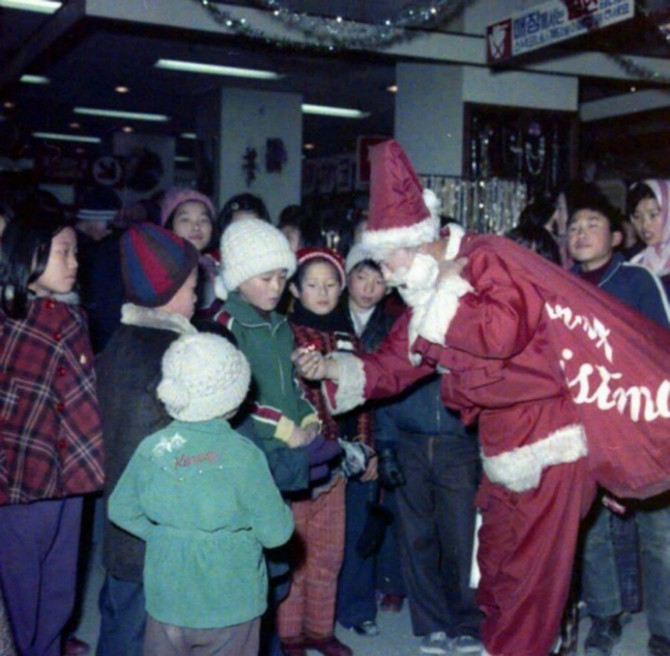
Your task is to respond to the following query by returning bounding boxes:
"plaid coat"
[0,296,104,504]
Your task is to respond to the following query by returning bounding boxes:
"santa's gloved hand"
[377,446,406,488]
[305,434,342,467]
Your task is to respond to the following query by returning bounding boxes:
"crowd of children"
[1,157,670,656]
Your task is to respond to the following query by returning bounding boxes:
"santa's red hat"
[362,140,441,257]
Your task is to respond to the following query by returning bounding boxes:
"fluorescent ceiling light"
[32,131,101,144]
[180,132,197,140]
[21,74,50,84]
[0,0,61,13]
[155,59,282,80]
[174,156,192,163]
[301,104,369,119]
[74,107,169,122]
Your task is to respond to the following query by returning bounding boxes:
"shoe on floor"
[62,636,90,656]
[352,620,379,636]
[451,634,484,654]
[649,635,670,656]
[302,635,353,656]
[380,592,404,612]
[584,615,622,656]
[280,642,306,656]
[420,631,450,655]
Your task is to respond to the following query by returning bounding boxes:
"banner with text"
[486,0,634,64]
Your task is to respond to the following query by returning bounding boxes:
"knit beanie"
[362,139,441,258]
[160,187,216,227]
[121,222,199,307]
[76,185,121,222]
[216,218,296,300]
[345,243,375,274]
[296,246,346,290]
[157,332,251,422]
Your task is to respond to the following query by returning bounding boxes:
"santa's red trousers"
[476,459,597,656]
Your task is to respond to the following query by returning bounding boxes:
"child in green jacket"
[109,332,294,656]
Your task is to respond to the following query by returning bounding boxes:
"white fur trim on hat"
[361,187,441,259]
[157,332,251,422]
[345,243,375,274]
[362,213,440,260]
[217,218,296,299]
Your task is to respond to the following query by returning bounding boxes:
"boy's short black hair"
[566,184,623,234]
[626,181,656,217]
[349,258,383,276]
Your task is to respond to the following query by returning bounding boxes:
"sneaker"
[62,636,90,656]
[302,635,353,656]
[420,631,450,655]
[649,635,670,656]
[352,620,379,636]
[584,615,622,656]
[451,634,483,654]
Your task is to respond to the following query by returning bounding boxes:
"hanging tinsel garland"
[194,0,473,51]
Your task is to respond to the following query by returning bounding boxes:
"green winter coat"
[108,418,294,628]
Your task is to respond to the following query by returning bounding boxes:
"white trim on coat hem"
[482,423,587,492]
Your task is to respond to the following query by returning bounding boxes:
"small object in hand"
[339,439,374,479]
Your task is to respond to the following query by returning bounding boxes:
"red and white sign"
[486,0,634,64]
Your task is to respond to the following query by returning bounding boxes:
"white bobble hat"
[157,333,251,422]
[215,218,296,300]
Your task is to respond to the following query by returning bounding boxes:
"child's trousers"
[143,615,260,656]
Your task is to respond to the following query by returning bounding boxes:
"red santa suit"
[321,141,670,656]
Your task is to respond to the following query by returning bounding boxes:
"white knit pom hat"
[215,218,296,300]
[157,332,250,422]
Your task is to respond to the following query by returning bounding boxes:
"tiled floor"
[76,541,652,656]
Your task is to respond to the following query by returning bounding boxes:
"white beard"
[388,252,440,309]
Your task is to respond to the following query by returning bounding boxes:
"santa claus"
[294,140,670,656]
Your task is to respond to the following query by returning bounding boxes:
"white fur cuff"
[324,352,366,415]
[482,424,587,492]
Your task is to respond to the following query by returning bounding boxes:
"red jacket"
[0,297,104,504]
[326,229,670,499]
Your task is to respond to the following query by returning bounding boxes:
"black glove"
[377,446,406,489]
[305,435,342,467]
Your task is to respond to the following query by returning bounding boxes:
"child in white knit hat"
[108,332,294,656]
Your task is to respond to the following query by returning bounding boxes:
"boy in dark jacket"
[568,187,670,656]
[95,223,199,656]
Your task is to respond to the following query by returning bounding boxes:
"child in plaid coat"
[0,213,104,656]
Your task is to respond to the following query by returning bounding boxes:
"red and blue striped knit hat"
[121,222,199,307]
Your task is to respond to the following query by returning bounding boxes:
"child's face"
[238,268,288,312]
[30,227,78,297]
[347,264,386,312]
[631,197,664,247]
[290,261,341,315]
[280,225,303,253]
[567,209,621,271]
[172,201,213,252]
[161,267,198,318]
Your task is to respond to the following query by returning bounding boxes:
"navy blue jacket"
[574,253,670,328]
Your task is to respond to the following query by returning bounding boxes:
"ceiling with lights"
[1,0,670,178]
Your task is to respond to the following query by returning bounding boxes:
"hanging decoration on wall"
[242,147,258,187]
[523,122,546,178]
[193,0,474,51]
[265,138,287,173]
[420,175,527,236]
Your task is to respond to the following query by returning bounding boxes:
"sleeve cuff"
[274,416,295,443]
[323,352,366,415]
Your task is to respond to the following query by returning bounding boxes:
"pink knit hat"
[296,247,346,290]
[160,188,215,227]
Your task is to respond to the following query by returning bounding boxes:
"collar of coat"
[121,303,197,335]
